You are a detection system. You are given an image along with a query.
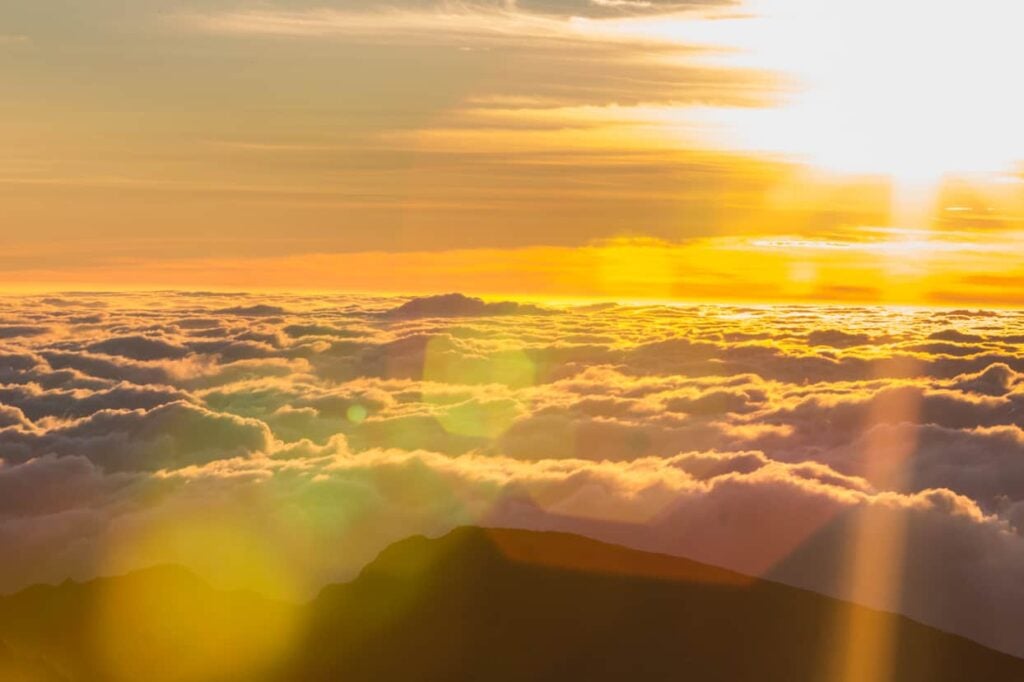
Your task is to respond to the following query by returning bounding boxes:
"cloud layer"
[3,291,1024,656]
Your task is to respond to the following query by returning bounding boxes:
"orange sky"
[2,0,1023,303]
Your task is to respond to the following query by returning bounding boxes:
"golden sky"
[2,0,1023,302]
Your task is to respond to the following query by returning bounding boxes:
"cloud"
[86,335,191,361]
[0,401,273,472]
[214,305,288,317]
[428,0,723,18]
[806,329,875,348]
[282,323,360,339]
[950,362,1019,396]
[40,350,178,386]
[184,0,728,43]
[0,382,191,422]
[0,325,52,339]
[0,404,31,429]
[4,292,1024,657]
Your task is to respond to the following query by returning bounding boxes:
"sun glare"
[674,0,1024,184]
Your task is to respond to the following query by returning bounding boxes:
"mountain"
[0,527,1021,681]
[0,565,296,682]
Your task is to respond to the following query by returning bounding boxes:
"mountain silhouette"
[0,527,1021,681]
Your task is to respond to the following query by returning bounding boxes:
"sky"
[6,7,1024,678]
[3,0,1024,302]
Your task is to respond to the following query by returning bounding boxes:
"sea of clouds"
[2,291,1024,655]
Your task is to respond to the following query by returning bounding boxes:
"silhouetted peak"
[47,564,206,597]
[381,294,550,319]
[359,526,753,587]
[354,527,507,586]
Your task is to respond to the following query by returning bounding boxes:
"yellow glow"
[96,514,302,680]
[672,0,1024,183]
[346,403,369,424]
[2,0,1024,301]
[423,337,535,439]
[825,358,922,682]
[12,228,1024,306]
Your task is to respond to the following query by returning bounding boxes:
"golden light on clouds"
[4,290,1024,672]
[5,4,1024,678]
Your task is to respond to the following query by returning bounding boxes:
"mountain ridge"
[1,526,1021,681]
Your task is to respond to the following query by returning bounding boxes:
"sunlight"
[566,0,1024,234]
[5,1,1024,679]
[682,0,1024,184]
[825,358,923,682]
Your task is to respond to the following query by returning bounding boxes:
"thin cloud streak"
[7,231,1024,306]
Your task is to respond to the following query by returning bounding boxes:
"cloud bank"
[2,291,1024,656]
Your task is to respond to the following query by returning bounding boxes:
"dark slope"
[294,527,1024,681]
[0,638,64,682]
[0,565,296,682]
[1,527,1022,681]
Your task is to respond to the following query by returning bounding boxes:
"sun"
[681,0,1024,188]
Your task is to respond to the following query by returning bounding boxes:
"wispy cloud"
[8,228,1024,305]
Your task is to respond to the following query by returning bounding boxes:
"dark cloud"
[0,404,31,429]
[0,382,191,422]
[929,328,987,343]
[0,401,272,472]
[950,362,1019,396]
[663,387,764,415]
[806,329,874,348]
[0,326,52,339]
[40,350,176,386]
[86,335,191,361]
[283,323,360,338]
[214,305,288,317]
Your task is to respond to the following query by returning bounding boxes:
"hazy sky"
[2,0,1023,300]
